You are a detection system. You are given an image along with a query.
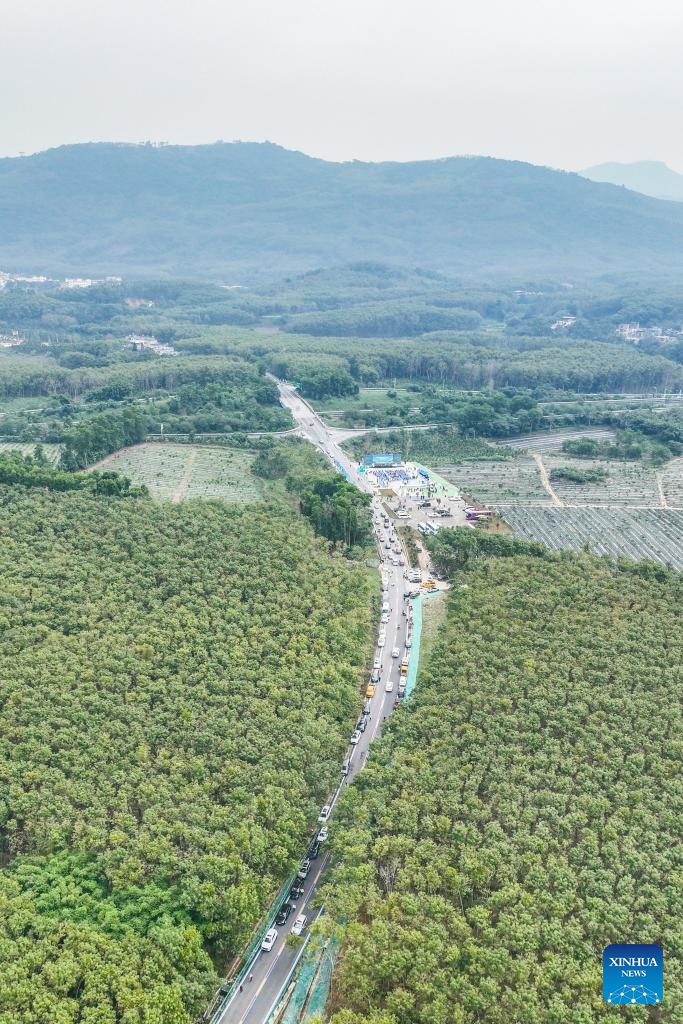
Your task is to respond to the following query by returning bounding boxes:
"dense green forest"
[323,533,683,1023]
[253,439,373,548]
[0,450,146,494]
[0,490,373,1022]
[4,143,683,279]
[0,353,292,466]
[8,265,683,346]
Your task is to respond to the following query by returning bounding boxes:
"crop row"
[543,456,661,505]
[437,457,551,504]
[499,506,683,570]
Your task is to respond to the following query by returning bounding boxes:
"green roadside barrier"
[301,937,339,1021]
[404,589,439,699]
[278,935,340,1024]
[209,870,298,1024]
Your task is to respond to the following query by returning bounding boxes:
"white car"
[318,825,329,842]
[261,928,278,952]
[397,510,409,518]
[385,678,394,692]
[373,657,382,670]
[291,914,307,936]
[391,647,400,658]
[381,612,389,624]
[318,805,331,823]
[350,730,361,744]
[377,634,386,647]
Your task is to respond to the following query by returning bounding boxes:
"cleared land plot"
[498,428,616,452]
[500,506,683,569]
[97,444,262,503]
[0,441,62,464]
[183,448,262,502]
[435,457,552,505]
[101,445,190,501]
[660,458,683,507]
[543,456,661,506]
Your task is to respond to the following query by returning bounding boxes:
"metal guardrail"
[204,870,298,1024]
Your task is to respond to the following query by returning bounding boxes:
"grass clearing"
[183,448,262,502]
[102,445,189,500]
[312,389,422,425]
[96,444,263,503]
[417,591,448,673]
[0,396,49,416]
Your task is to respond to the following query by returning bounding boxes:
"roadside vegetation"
[322,532,683,1022]
[0,488,373,1023]
[343,427,511,465]
[253,439,372,550]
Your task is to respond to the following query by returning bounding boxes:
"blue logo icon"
[603,944,663,1005]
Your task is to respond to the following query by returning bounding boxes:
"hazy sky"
[4,0,683,170]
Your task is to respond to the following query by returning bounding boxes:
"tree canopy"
[0,490,373,1022]
[323,536,683,1023]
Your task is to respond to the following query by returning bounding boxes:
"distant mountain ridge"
[581,160,683,202]
[2,142,683,282]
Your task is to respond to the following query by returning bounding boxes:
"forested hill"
[3,142,683,281]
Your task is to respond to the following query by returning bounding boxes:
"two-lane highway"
[215,382,411,1024]
[272,379,373,493]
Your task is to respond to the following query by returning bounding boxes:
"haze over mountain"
[581,160,683,203]
[3,142,683,283]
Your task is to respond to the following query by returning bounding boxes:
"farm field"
[183,447,262,502]
[499,506,683,569]
[0,441,62,464]
[498,427,617,451]
[543,455,661,505]
[98,444,263,503]
[435,456,552,505]
[660,458,683,506]
[101,444,189,500]
[431,451,675,508]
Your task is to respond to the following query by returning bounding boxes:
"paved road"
[216,383,411,1024]
[273,380,374,493]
